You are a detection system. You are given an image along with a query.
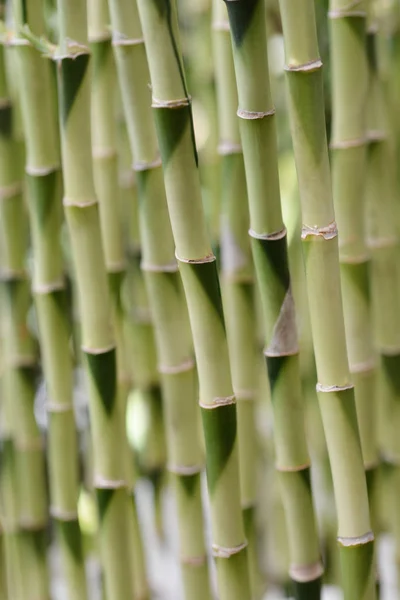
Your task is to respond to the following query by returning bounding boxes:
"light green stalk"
[278,1,375,598]
[365,12,400,574]
[135,1,251,598]
[329,0,379,492]
[212,2,263,596]
[9,3,88,597]
[107,1,212,596]
[0,38,49,599]
[86,5,149,597]
[222,2,322,598]
[52,2,136,597]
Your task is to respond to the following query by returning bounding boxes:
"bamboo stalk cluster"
[0,1,398,599]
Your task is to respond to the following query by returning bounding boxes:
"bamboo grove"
[0,0,399,599]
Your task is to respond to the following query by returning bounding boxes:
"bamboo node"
[63,197,98,208]
[25,164,59,176]
[330,136,367,149]
[285,59,323,73]
[50,507,78,521]
[337,531,374,547]
[158,358,195,375]
[180,554,207,566]
[15,438,44,451]
[92,147,117,160]
[176,252,216,265]
[33,279,65,294]
[0,181,23,200]
[379,345,400,356]
[328,9,366,17]
[82,343,116,355]
[94,476,128,489]
[350,358,377,374]
[88,30,111,43]
[237,107,275,120]
[367,234,398,249]
[212,540,247,559]
[218,141,242,155]
[46,401,73,414]
[290,561,324,583]
[200,395,236,410]
[106,260,126,273]
[133,157,162,171]
[6,354,36,368]
[112,32,145,46]
[19,517,47,531]
[301,221,338,241]
[141,261,178,273]
[168,463,203,475]
[152,96,191,109]
[0,98,11,109]
[367,129,387,142]
[316,382,353,393]
[276,461,311,473]
[212,20,230,31]
[249,227,287,241]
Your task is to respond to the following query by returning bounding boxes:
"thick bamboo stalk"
[9,2,88,597]
[107,1,212,596]
[135,1,251,598]
[222,2,322,598]
[52,2,135,597]
[278,1,375,597]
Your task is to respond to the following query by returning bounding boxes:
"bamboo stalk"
[8,3,88,597]
[278,1,376,597]
[222,2,322,598]
[0,39,49,599]
[107,1,212,596]
[135,1,251,598]
[211,1,263,595]
[51,2,136,597]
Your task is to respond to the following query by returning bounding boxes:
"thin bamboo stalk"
[222,2,322,598]
[278,0,376,597]
[0,38,49,598]
[51,2,136,597]
[211,2,262,595]
[135,1,251,598]
[107,1,212,596]
[9,2,88,597]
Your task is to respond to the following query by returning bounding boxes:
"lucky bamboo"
[136,1,251,598]
[222,1,322,597]
[278,0,376,597]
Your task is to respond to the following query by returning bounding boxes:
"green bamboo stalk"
[87,6,150,597]
[0,37,49,599]
[278,1,375,598]
[135,1,251,598]
[211,2,263,595]
[222,2,322,598]
[365,12,400,575]
[8,3,88,597]
[329,0,379,492]
[107,1,212,596]
[50,2,136,597]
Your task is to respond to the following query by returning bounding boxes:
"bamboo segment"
[107,0,212,596]
[222,1,322,597]
[365,16,400,572]
[278,1,375,598]
[329,0,379,497]
[52,2,135,597]
[8,2,88,597]
[135,1,251,598]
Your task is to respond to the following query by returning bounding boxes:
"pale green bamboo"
[51,2,136,597]
[107,1,212,596]
[222,2,322,598]
[136,1,251,598]
[9,3,88,597]
[0,44,49,598]
[212,2,264,596]
[365,13,400,574]
[278,1,375,597]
